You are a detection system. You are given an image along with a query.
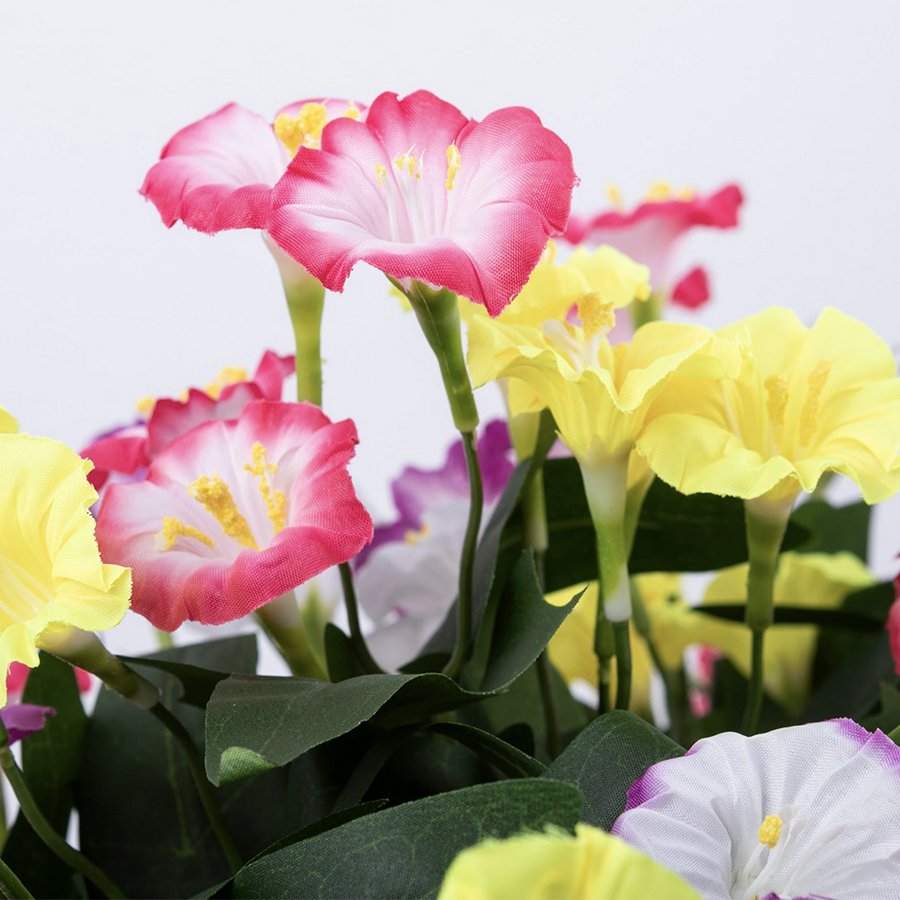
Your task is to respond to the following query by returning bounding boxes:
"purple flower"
[1,703,55,744]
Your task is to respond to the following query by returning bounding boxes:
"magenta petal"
[1,703,55,744]
[671,266,711,309]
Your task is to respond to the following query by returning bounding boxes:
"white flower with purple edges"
[354,422,514,671]
[612,719,900,899]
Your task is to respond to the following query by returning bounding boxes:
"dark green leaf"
[3,654,87,898]
[791,497,870,561]
[424,722,545,777]
[232,779,582,899]
[323,623,370,682]
[861,682,900,734]
[542,710,683,829]
[205,672,483,785]
[480,551,582,692]
[699,604,884,630]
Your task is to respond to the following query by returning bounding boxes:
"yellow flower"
[0,434,131,705]
[0,404,17,434]
[437,823,699,900]
[638,307,900,504]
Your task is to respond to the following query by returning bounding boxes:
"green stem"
[0,724,123,899]
[631,579,676,723]
[0,854,32,899]
[594,611,614,716]
[255,593,327,679]
[0,771,7,852]
[629,290,664,330]
[443,431,484,678]
[742,494,793,734]
[283,275,326,407]
[338,563,383,675]
[154,628,174,650]
[612,621,632,710]
[149,705,241,874]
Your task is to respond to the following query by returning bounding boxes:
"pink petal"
[888,579,900,676]
[1,703,55,744]
[671,266,711,309]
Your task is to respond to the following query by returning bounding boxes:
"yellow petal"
[0,404,17,434]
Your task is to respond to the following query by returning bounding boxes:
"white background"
[2,1,898,656]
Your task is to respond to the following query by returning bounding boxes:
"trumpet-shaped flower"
[438,823,698,900]
[95,400,372,631]
[564,182,744,310]
[355,422,514,670]
[81,350,294,494]
[637,307,900,505]
[140,98,366,234]
[269,90,577,316]
[0,434,131,707]
[612,719,900,898]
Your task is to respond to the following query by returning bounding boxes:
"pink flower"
[140,98,367,234]
[888,571,900,675]
[95,400,372,630]
[81,350,294,494]
[564,183,743,310]
[268,90,577,317]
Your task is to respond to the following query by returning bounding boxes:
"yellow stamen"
[578,292,616,340]
[203,366,248,400]
[542,240,557,265]
[764,374,788,445]
[189,475,258,549]
[606,184,624,209]
[394,152,421,179]
[375,162,388,188]
[135,395,155,418]
[645,181,673,202]
[157,517,215,551]
[244,441,287,533]
[758,814,783,849]
[274,102,330,154]
[445,144,461,191]
[343,103,361,120]
[799,360,832,446]
[677,186,696,200]
[404,522,431,545]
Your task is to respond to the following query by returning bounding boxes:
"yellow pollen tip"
[404,522,431,545]
[678,187,696,200]
[344,103,361,120]
[135,395,156,418]
[758,814,784,849]
[542,240,558,265]
[157,517,215,551]
[445,144,461,191]
[189,475,258,550]
[375,162,388,188]
[764,374,789,443]
[244,441,287,533]
[799,359,832,446]
[606,184,624,209]
[645,181,673,202]
[578,292,616,339]
[274,102,330,155]
[203,366,248,400]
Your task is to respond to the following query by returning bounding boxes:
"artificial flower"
[438,823,698,899]
[888,569,900,675]
[0,433,131,707]
[140,98,366,234]
[6,660,91,697]
[564,182,743,310]
[81,349,294,493]
[1,703,55,745]
[355,421,514,670]
[612,719,900,898]
[638,306,900,505]
[95,400,372,631]
[268,89,577,316]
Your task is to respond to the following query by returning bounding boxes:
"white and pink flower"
[612,719,900,898]
[564,182,744,310]
[140,98,366,234]
[268,90,577,316]
[95,400,372,631]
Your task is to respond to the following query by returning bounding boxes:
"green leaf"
[860,682,900,734]
[205,672,484,785]
[538,459,810,591]
[542,710,683,829]
[2,653,87,899]
[231,779,583,899]
[699,603,885,630]
[791,497,870,561]
[480,551,583,692]
[424,722,545,778]
[323,623,370,682]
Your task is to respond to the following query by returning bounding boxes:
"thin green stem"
[594,611,614,716]
[255,593,327,679]
[0,726,123,899]
[283,276,326,407]
[443,430,484,679]
[0,773,7,852]
[154,628,174,650]
[612,622,632,710]
[742,630,766,735]
[149,704,241,875]
[0,854,32,899]
[338,563,384,675]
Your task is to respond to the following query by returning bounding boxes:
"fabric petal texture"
[0,434,131,706]
[1,703,55,744]
[612,719,900,899]
[95,400,372,630]
[268,89,577,315]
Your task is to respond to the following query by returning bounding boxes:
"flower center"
[758,814,783,849]
[189,475,259,550]
[404,522,431,545]
[763,358,832,455]
[644,181,696,202]
[541,293,616,373]
[244,441,287,533]
[274,101,360,155]
[200,366,248,400]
